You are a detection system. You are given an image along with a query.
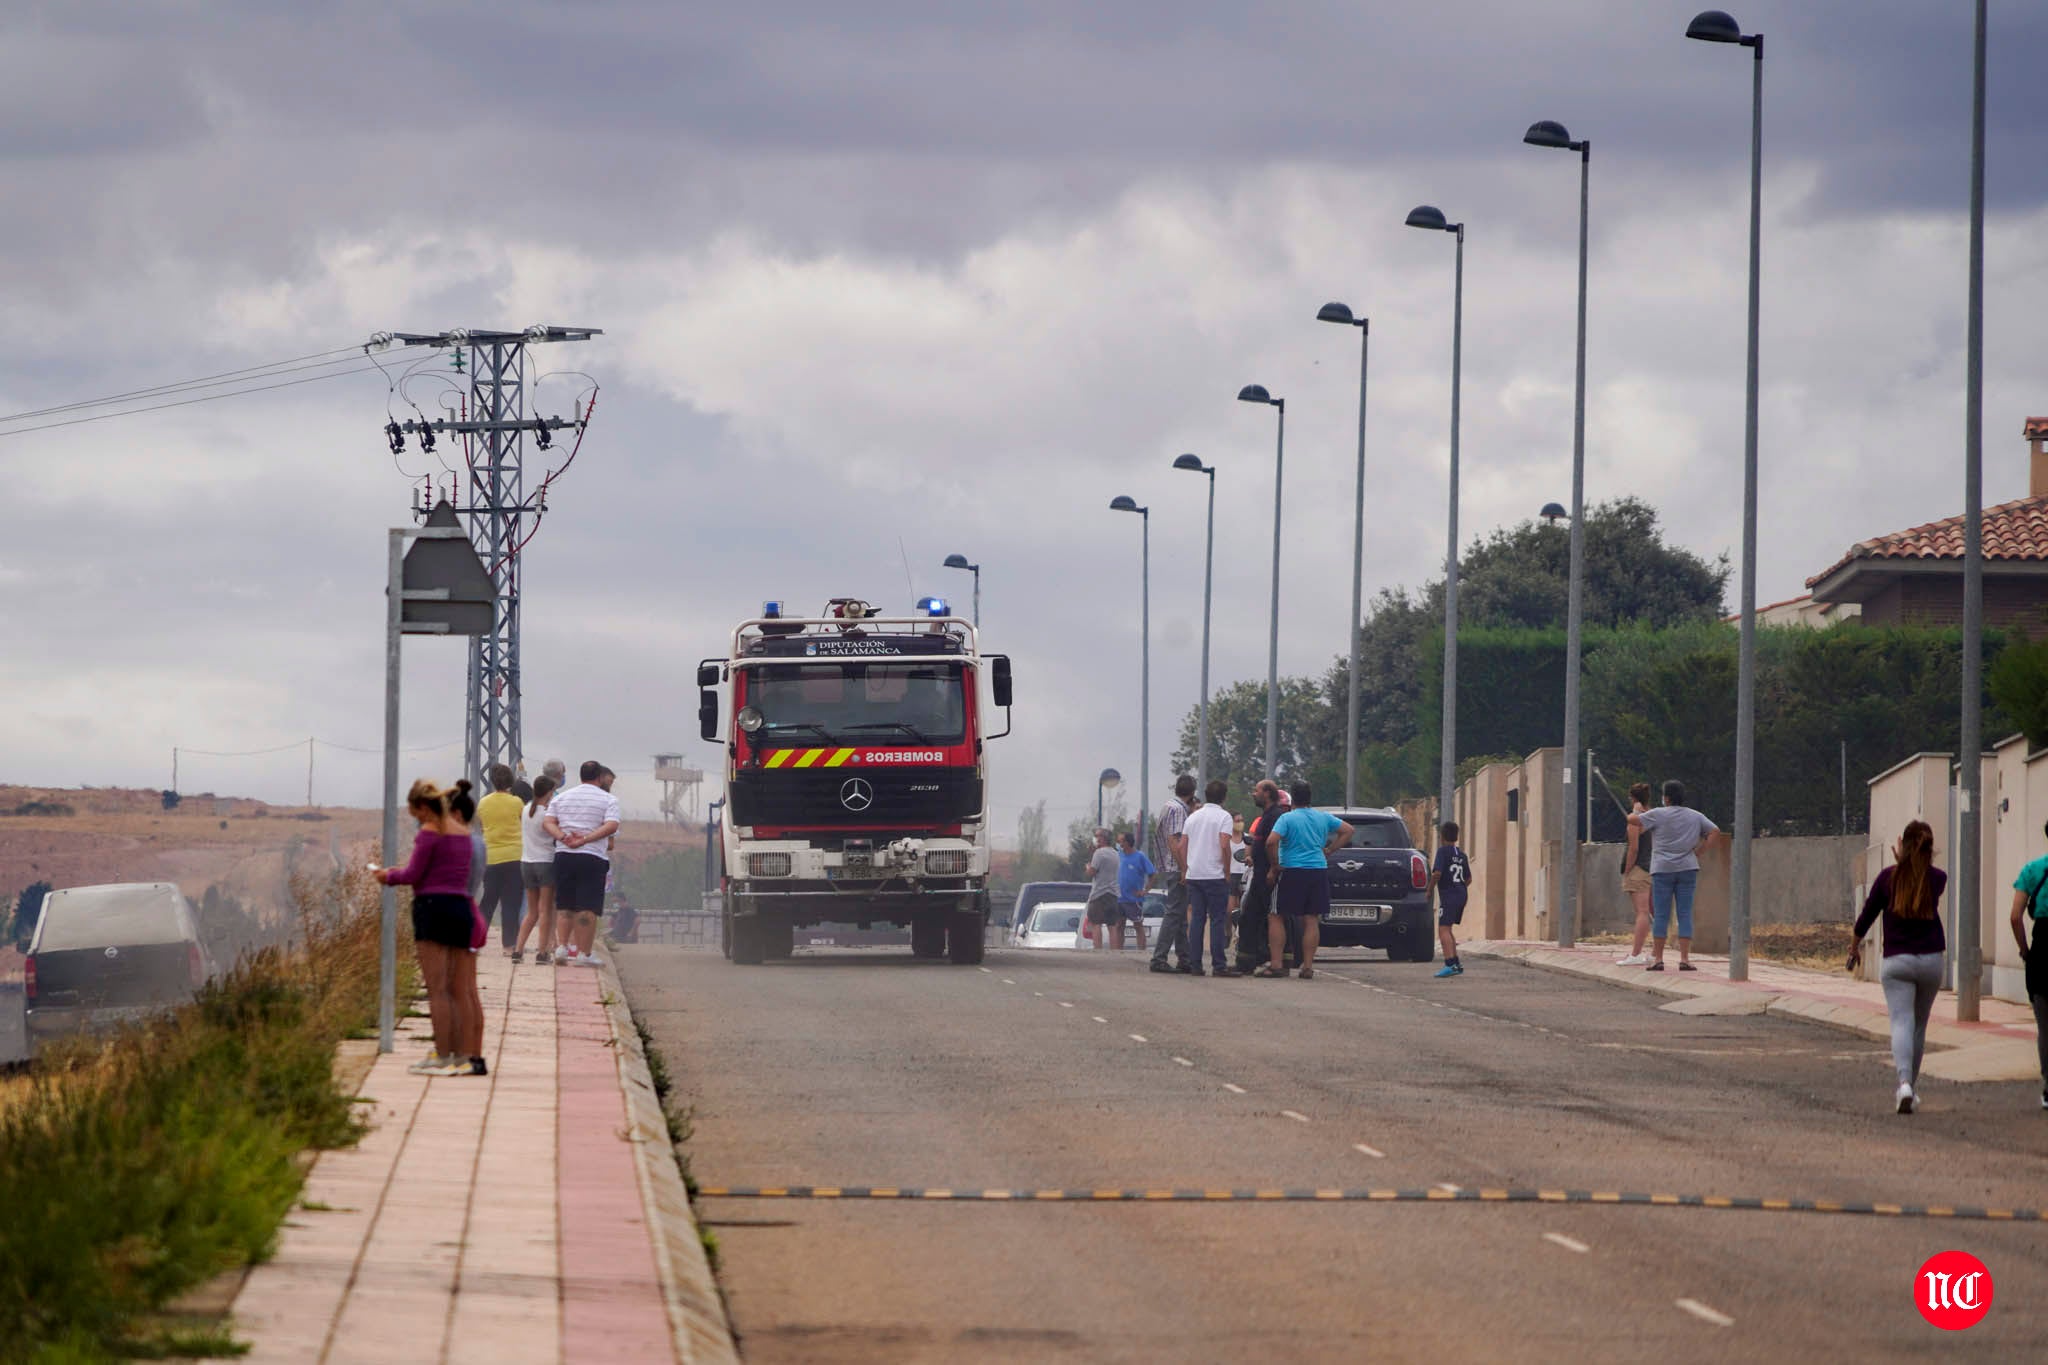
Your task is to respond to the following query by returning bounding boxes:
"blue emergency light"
[762,600,784,619]
[916,596,949,617]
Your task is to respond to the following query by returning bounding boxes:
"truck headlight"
[925,850,970,876]
[748,852,792,877]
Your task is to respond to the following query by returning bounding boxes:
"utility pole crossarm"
[397,417,581,435]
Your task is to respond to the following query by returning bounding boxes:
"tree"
[1168,676,1328,810]
[1456,496,1730,631]
[1990,635,2048,750]
[1015,800,1062,884]
[160,789,181,811]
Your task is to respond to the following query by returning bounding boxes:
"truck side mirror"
[699,691,719,742]
[696,662,720,687]
[991,656,1013,709]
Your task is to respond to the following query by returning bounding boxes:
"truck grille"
[731,769,983,828]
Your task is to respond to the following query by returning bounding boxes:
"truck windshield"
[746,663,966,744]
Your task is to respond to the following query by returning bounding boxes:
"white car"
[1010,901,1094,949]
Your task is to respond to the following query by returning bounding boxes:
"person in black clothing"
[1848,819,1947,1115]
[1233,780,1297,974]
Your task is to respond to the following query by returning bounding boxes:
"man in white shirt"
[1182,779,1240,977]
[545,759,622,966]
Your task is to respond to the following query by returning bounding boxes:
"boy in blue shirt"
[1114,831,1155,951]
[1430,821,1472,978]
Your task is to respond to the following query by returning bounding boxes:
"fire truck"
[697,597,1012,965]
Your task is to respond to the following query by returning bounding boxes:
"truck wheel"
[765,921,795,959]
[947,911,985,965]
[730,914,765,965]
[910,918,947,959]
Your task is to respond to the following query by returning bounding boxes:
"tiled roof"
[1807,493,2048,588]
[2027,415,2048,441]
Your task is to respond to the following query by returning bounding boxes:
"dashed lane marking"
[1353,1144,1386,1159]
[1172,1056,1194,1067]
[1281,1110,1311,1124]
[1542,1232,1590,1254]
[1221,1083,1247,1094]
[1437,1183,1463,1194]
[1129,1034,1149,1043]
[694,1187,2048,1220]
[1002,979,1016,984]
[1675,1299,1735,1328]
[978,967,992,973]
[1092,1016,1108,1023]
[1058,1001,1074,1008]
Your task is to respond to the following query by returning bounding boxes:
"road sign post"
[380,504,494,1053]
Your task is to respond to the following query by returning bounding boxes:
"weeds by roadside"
[0,865,401,1363]
[630,1013,713,1269]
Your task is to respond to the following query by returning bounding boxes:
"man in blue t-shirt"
[2009,830,2048,1107]
[1114,831,1155,952]
[1430,821,1473,979]
[1259,780,1352,979]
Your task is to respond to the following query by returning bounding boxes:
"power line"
[0,363,385,439]
[0,345,368,425]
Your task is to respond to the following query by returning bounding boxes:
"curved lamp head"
[1108,494,1142,513]
[1540,501,1569,525]
[1098,767,1122,788]
[1686,9,1743,43]
[1405,204,1452,232]
[1237,383,1275,405]
[1316,301,1358,326]
[1523,119,1578,151]
[942,553,974,570]
[1172,452,1209,474]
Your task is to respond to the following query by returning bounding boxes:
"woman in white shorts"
[514,775,559,964]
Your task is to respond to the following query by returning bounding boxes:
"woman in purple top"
[375,779,486,1077]
[1848,819,1946,1115]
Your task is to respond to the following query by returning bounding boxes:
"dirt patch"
[1750,921,1854,972]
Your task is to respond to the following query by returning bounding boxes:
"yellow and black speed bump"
[695,1185,2048,1222]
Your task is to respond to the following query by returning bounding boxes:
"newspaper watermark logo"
[1916,1251,1992,1330]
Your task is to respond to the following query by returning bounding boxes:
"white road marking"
[1675,1299,1734,1328]
[1002,979,1016,984]
[1352,1143,1386,1159]
[1430,1001,1445,1008]
[1129,1034,1149,1043]
[1033,991,1044,997]
[1436,1183,1462,1193]
[978,967,992,973]
[1542,1233,1590,1254]
[1058,1001,1074,1008]
[1092,1016,1108,1023]
[1280,1110,1310,1123]
[1172,1056,1194,1067]
[1221,1082,1247,1094]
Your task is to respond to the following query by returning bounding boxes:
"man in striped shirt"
[545,760,622,966]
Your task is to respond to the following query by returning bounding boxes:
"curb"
[593,955,741,1365]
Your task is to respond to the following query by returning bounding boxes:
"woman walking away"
[1615,783,1654,966]
[374,779,483,1077]
[441,780,488,1075]
[1848,820,1946,1115]
[515,775,560,964]
[477,764,526,957]
[2006,821,2048,1112]
[1629,780,1720,972]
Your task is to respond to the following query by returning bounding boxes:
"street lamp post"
[1958,0,1990,1019]
[1238,384,1286,782]
[1173,453,1217,788]
[1405,205,1466,826]
[1524,117,1590,950]
[1109,495,1150,848]
[1316,303,1369,808]
[942,553,981,628]
[1686,9,1764,984]
[1097,768,1122,828]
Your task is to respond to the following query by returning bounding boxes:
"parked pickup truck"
[1317,808,1436,963]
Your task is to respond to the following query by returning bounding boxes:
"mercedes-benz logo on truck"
[839,778,875,812]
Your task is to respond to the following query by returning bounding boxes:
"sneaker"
[2039,1091,2047,1110]
[427,1057,472,1077]
[407,1051,446,1075]
[535,950,552,965]
[1645,961,1666,972]
[1214,966,1243,978]
[1615,952,1650,966]
[1148,960,1175,974]
[512,949,524,963]
[1895,1083,1916,1115]
[578,954,604,967]
[468,1056,489,1077]
[1434,962,1463,978]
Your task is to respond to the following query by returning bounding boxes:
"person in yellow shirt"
[476,764,527,956]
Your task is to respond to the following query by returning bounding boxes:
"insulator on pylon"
[385,420,404,455]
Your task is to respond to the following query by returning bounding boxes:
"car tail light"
[748,852,792,877]
[925,850,970,876]
[189,942,206,988]
[23,955,35,1002]
[1410,852,1429,890]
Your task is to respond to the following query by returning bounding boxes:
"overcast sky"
[2,2,2043,839]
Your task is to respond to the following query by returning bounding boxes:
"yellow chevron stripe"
[825,748,856,767]
[794,748,824,768]
[764,750,791,769]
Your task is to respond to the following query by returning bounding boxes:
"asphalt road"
[618,943,2048,1363]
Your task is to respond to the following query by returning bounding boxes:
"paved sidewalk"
[1461,939,2043,1083]
[228,951,735,1364]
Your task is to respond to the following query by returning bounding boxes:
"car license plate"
[1326,904,1388,923]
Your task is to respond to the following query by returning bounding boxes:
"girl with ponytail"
[1849,819,1947,1114]
[372,776,488,1077]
